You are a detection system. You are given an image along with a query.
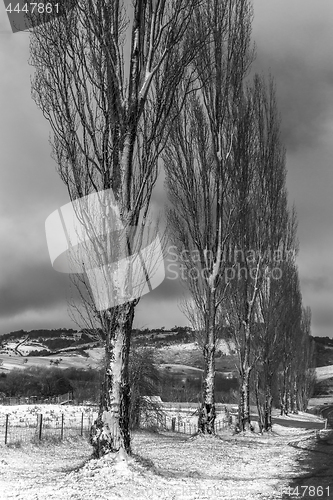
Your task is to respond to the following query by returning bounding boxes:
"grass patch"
[6,440,22,449]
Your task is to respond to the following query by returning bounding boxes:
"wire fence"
[0,406,232,446]
[0,410,97,445]
[140,414,231,435]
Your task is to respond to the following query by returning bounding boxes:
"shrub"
[128,347,164,429]
[28,349,50,357]
[6,440,22,449]
[0,366,73,398]
[30,435,62,446]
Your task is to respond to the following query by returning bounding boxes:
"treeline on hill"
[0,329,98,355]
[0,367,75,399]
[0,365,103,402]
[0,328,77,342]
[0,327,196,353]
[160,369,239,404]
[314,336,333,346]
[312,336,333,368]
[41,333,97,352]
[132,326,196,347]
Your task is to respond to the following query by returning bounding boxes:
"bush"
[6,441,22,449]
[0,366,73,398]
[128,347,164,429]
[28,349,50,357]
[60,367,102,404]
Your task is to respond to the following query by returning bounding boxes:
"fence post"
[81,413,84,437]
[38,414,43,441]
[61,414,64,440]
[5,414,9,445]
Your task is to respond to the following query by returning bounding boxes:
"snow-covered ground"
[0,403,325,450]
[1,425,331,500]
[156,339,235,355]
[0,348,104,372]
[0,404,98,446]
[159,363,203,374]
[315,365,333,381]
[0,404,98,424]
[308,396,333,407]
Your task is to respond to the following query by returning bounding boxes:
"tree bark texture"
[90,302,134,457]
[198,299,216,434]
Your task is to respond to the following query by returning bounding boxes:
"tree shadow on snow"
[281,431,333,499]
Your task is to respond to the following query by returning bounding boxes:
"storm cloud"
[1,1,333,335]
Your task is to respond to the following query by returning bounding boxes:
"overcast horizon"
[1,1,333,337]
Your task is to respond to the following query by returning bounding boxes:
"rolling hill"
[1,328,333,399]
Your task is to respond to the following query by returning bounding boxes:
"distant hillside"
[0,327,196,356]
[1,328,330,365]
[3,328,332,403]
[312,336,333,367]
[0,326,240,403]
[0,328,100,357]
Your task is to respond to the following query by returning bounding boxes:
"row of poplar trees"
[29,0,314,458]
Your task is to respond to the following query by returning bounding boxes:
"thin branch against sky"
[1,0,333,335]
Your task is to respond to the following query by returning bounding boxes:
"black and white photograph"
[1,1,333,498]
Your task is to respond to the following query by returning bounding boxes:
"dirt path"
[0,428,330,500]
[281,433,333,499]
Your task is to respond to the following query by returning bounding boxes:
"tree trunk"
[238,366,252,431]
[280,365,289,416]
[292,376,298,414]
[255,370,263,433]
[198,299,216,434]
[263,385,273,431]
[90,302,134,457]
[238,318,252,432]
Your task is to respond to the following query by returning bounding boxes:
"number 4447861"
[6,3,59,14]
[281,485,330,497]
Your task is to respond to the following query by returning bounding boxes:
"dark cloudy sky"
[1,1,333,336]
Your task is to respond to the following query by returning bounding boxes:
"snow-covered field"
[1,425,332,500]
[0,348,104,372]
[0,404,98,424]
[0,404,324,438]
[0,405,98,446]
[308,396,333,408]
[156,339,234,355]
[315,365,333,381]
[0,404,231,444]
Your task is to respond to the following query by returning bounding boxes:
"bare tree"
[254,215,298,431]
[222,74,291,432]
[164,0,254,434]
[285,305,315,414]
[29,0,202,457]
[276,259,303,416]
[296,307,316,411]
